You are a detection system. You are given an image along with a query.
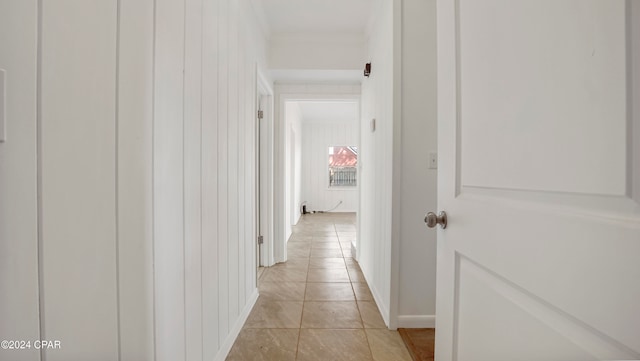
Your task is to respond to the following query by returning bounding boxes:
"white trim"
[327,144,359,190]
[0,69,6,142]
[397,315,436,329]
[213,289,259,361]
[257,66,275,267]
[388,0,403,331]
[630,0,640,203]
[369,280,391,329]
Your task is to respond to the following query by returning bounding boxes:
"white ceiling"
[297,101,359,123]
[270,70,362,83]
[257,0,374,35]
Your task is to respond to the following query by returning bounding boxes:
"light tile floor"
[227,213,413,361]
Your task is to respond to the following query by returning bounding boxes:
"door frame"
[256,67,274,268]
[273,84,361,264]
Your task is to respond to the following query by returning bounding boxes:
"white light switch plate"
[0,69,5,142]
[428,152,438,169]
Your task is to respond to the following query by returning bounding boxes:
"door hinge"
[257,110,264,119]
[258,235,264,244]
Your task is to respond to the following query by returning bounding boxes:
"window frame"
[327,145,358,190]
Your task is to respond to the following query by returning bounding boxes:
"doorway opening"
[256,70,274,281]
[278,99,361,264]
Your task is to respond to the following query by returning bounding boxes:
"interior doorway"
[257,94,265,278]
[278,98,361,263]
[256,70,274,280]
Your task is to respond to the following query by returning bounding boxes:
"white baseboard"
[397,315,436,328]
[368,281,391,328]
[214,289,260,361]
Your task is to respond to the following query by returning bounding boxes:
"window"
[328,146,358,187]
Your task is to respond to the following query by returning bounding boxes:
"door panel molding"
[458,187,640,224]
[454,0,628,196]
[454,254,640,360]
[437,1,640,359]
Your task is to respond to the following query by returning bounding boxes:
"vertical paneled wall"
[184,0,204,360]
[154,0,264,360]
[201,0,221,357]
[633,1,640,203]
[40,2,119,359]
[0,2,40,361]
[284,102,302,231]
[301,120,359,212]
[0,0,266,360]
[359,0,395,327]
[154,0,187,357]
[117,0,155,359]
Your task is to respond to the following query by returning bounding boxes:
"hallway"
[227,213,412,361]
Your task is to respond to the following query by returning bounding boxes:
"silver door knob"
[425,211,447,229]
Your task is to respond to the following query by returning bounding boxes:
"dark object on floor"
[398,328,435,361]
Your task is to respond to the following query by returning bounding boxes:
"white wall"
[633,1,640,204]
[155,0,266,360]
[0,1,268,360]
[153,0,187,358]
[358,0,396,328]
[396,0,438,328]
[0,3,40,361]
[284,102,303,231]
[117,1,156,359]
[359,0,438,329]
[301,120,359,212]
[40,2,120,359]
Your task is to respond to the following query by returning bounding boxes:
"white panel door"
[435,1,640,360]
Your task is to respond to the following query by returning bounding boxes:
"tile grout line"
[343,214,375,357]
[233,214,379,360]
[354,286,373,355]
[295,244,311,361]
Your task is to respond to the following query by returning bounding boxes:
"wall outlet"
[428,152,437,169]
